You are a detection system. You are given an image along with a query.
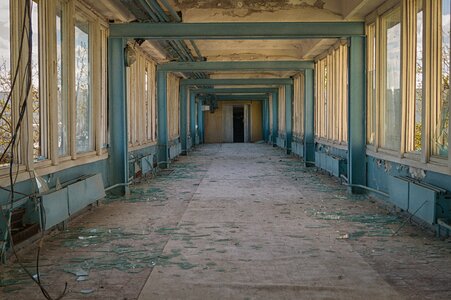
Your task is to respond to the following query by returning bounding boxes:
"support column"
[272,92,278,146]
[348,36,366,192]
[304,69,315,165]
[197,98,204,144]
[285,84,293,153]
[262,98,269,141]
[157,71,169,168]
[108,38,128,193]
[180,85,188,154]
[190,92,196,147]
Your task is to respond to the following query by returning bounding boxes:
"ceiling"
[82,0,386,79]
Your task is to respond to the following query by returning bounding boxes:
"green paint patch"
[176,262,197,270]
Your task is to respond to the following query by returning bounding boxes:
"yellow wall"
[204,101,262,143]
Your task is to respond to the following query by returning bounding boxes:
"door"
[233,106,245,143]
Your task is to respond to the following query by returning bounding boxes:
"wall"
[204,101,262,143]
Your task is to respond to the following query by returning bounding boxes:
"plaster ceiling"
[82,0,387,79]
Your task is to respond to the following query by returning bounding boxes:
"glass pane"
[367,23,376,145]
[32,1,44,161]
[56,5,68,156]
[0,0,11,166]
[414,2,423,152]
[435,0,450,156]
[75,17,92,153]
[145,69,150,140]
[382,8,402,151]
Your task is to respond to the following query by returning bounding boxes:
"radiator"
[388,176,413,210]
[40,174,105,230]
[409,181,448,225]
[388,175,451,225]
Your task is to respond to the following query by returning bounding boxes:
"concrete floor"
[1,144,451,299]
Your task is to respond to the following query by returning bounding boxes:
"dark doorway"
[233,106,245,143]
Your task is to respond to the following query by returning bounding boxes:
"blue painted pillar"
[189,92,196,149]
[272,91,278,146]
[108,38,128,194]
[180,85,188,154]
[304,69,315,165]
[262,98,269,141]
[197,98,204,144]
[348,36,366,192]
[157,71,169,168]
[285,84,293,153]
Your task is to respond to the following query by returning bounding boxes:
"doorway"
[233,106,245,143]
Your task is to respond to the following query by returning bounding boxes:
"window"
[0,0,11,166]
[127,46,157,148]
[74,15,92,153]
[293,73,304,138]
[434,0,450,157]
[414,1,424,152]
[167,73,180,140]
[278,86,286,134]
[381,7,402,151]
[0,0,109,180]
[31,0,47,161]
[366,0,450,171]
[367,23,377,145]
[314,43,348,144]
[56,3,68,156]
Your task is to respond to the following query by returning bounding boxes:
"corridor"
[2,144,451,299]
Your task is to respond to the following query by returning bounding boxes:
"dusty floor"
[1,143,451,299]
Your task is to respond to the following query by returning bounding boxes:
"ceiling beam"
[191,88,278,94]
[110,22,365,39]
[208,95,269,101]
[181,78,293,86]
[158,61,314,72]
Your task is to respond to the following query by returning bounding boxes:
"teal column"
[348,36,366,192]
[108,38,128,194]
[262,98,269,141]
[189,92,196,149]
[285,84,293,153]
[272,91,278,146]
[180,85,188,154]
[197,98,204,144]
[304,69,315,165]
[157,71,169,168]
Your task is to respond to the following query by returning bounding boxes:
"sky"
[0,1,10,70]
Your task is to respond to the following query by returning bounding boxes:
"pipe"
[189,40,203,60]
[344,183,389,198]
[148,0,170,22]
[158,0,182,22]
[104,181,132,192]
[339,174,388,197]
[138,0,159,22]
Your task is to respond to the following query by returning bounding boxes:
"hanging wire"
[0,1,68,299]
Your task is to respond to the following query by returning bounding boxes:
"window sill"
[129,142,157,152]
[315,138,348,151]
[366,149,451,175]
[0,153,108,187]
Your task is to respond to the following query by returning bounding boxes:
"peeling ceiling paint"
[82,0,386,79]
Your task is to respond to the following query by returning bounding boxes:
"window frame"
[365,0,451,174]
[0,0,109,184]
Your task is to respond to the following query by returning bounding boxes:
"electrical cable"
[1,1,68,299]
